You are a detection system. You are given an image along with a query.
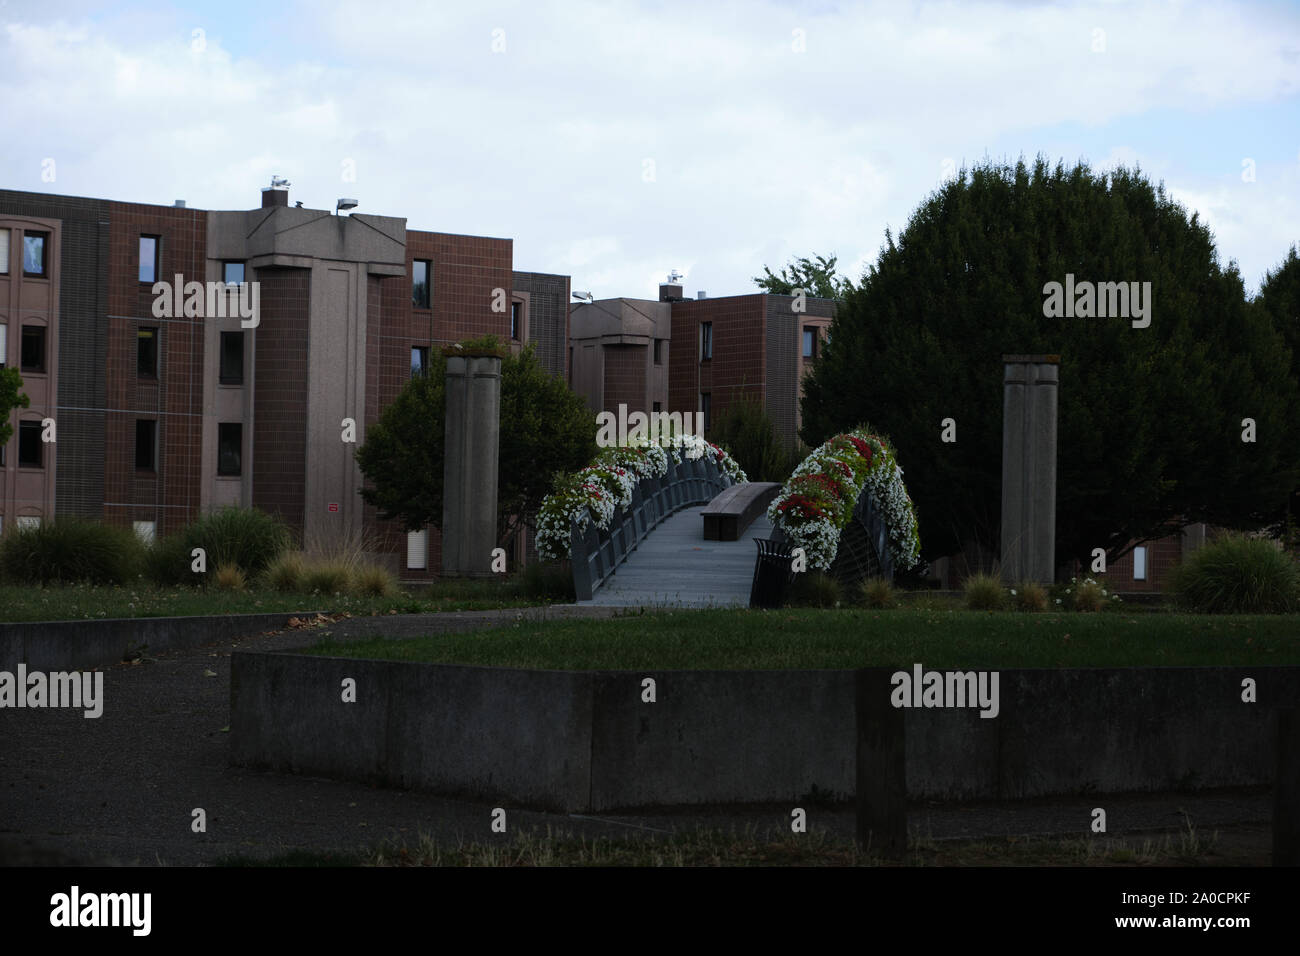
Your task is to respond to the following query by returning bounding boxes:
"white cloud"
[0,1,1296,297]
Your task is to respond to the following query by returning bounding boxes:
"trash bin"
[750,537,795,608]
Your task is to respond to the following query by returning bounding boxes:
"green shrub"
[963,572,1006,611]
[263,552,307,593]
[0,517,145,586]
[183,506,289,579]
[790,571,841,608]
[303,560,353,596]
[1011,581,1048,612]
[1172,535,1300,614]
[523,560,576,601]
[1072,577,1107,612]
[145,532,200,587]
[214,562,247,592]
[353,564,398,598]
[707,392,795,482]
[858,577,895,609]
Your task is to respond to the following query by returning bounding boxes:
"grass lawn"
[0,577,552,623]
[305,607,1300,669]
[213,821,1258,867]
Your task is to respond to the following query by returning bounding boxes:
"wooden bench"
[702,482,781,541]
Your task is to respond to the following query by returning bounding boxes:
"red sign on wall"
[327,503,339,513]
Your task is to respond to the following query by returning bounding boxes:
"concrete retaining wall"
[0,613,316,672]
[229,654,1300,811]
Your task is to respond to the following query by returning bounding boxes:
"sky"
[2,0,1297,298]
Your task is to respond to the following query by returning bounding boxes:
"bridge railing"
[571,457,733,601]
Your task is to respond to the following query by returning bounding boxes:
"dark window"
[218,423,242,476]
[219,331,244,384]
[653,339,663,365]
[18,420,42,467]
[412,260,430,309]
[510,301,521,340]
[22,233,47,277]
[701,392,711,432]
[700,322,712,361]
[21,326,45,372]
[802,327,817,359]
[411,346,430,379]
[139,236,159,284]
[222,261,245,285]
[137,328,158,378]
[135,419,157,471]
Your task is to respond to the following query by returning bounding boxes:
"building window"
[15,515,40,530]
[653,339,663,365]
[137,328,158,378]
[133,521,157,544]
[135,419,157,471]
[1133,546,1147,581]
[412,260,430,309]
[22,232,47,277]
[802,327,817,359]
[0,230,9,274]
[18,421,42,467]
[0,322,6,366]
[411,346,430,379]
[139,236,159,284]
[510,301,522,340]
[653,401,662,414]
[219,331,244,385]
[407,529,428,569]
[21,326,45,373]
[700,392,711,433]
[700,322,712,361]
[218,423,242,476]
[223,261,245,285]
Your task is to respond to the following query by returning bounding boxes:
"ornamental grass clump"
[1172,535,1299,614]
[859,577,895,609]
[1010,581,1049,612]
[963,572,1006,611]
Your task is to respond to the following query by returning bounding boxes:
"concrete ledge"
[229,655,1300,810]
[0,612,318,672]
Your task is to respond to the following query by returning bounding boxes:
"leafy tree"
[356,337,596,547]
[800,157,1300,569]
[706,391,794,482]
[0,367,30,449]
[753,254,855,299]
[1255,244,1300,546]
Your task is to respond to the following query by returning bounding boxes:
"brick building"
[569,279,836,450]
[0,183,570,575]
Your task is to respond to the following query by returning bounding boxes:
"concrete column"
[441,354,501,577]
[1000,355,1059,585]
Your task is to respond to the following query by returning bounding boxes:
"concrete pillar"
[1000,355,1059,585]
[441,353,501,577]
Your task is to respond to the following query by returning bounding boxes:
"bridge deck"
[583,506,772,608]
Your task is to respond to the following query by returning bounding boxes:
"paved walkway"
[584,506,770,608]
